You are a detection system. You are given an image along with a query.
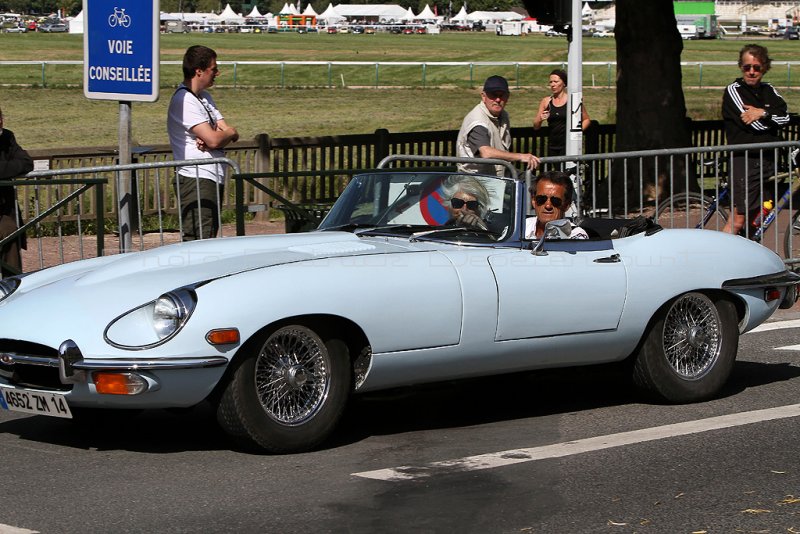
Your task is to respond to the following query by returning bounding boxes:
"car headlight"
[105,288,197,349]
[0,276,23,303]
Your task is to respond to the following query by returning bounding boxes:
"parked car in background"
[365,26,375,34]
[785,27,799,40]
[3,24,27,33]
[338,26,350,33]
[545,28,567,37]
[402,27,414,34]
[415,26,426,34]
[0,156,796,454]
[39,22,67,33]
[325,26,337,33]
[351,25,364,34]
[592,30,612,37]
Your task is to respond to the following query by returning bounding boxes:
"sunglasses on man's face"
[741,64,763,73]
[534,195,564,208]
[451,198,480,211]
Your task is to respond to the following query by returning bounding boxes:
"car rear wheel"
[633,292,738,403]
[216,324,350,453]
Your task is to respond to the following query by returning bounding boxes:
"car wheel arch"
[207,313,370,403]
[628,289,743,403]
[628,289,746,357]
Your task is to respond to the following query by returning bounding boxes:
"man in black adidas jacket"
[721,44,790,235]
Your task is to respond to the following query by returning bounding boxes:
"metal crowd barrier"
[537,140,800,266]
[0,158,240,276]
[2,142,799,277]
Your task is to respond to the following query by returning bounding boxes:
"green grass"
[1,32,799,149]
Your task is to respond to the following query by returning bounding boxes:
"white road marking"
[352,404,800,482]
[0,524,38,534]
[775,344,800,351]
[750,319,800,333]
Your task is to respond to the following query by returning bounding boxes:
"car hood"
[8,232,422,311]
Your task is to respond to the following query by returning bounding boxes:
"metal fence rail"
[6,60,800,89]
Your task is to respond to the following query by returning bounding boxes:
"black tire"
[655,193,728,231]
[216,325,351,453]
[633,292,738,403]
[783,209,800,260]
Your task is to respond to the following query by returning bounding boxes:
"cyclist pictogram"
[108,7,131,28]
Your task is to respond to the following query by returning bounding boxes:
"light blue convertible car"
[0,157,797,453]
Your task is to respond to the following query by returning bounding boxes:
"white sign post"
[83,0,159,252]
[566,0,583,217]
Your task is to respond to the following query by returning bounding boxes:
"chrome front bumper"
[0,338,228,386]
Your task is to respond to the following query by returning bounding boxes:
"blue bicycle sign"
[108,7,131,27]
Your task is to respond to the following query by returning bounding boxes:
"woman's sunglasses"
[451,198,480,211]
[534,195,564,208]
[741,64,763,73]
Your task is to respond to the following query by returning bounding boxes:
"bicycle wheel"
[655,193,728,231]
[783,210,800,260]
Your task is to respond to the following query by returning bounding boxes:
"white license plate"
[0,386,73,419]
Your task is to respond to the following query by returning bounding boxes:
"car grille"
[0,339,71,392]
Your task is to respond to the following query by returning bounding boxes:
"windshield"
[319,171,517,243]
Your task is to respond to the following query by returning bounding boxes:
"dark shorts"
[731,156,774,213]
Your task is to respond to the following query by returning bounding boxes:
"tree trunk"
[613,0,698,210]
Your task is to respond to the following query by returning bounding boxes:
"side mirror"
[531,218,572,256]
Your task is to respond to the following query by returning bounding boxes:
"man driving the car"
[526,171,588,240]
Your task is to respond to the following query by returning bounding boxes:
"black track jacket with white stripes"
[722,77,790,147]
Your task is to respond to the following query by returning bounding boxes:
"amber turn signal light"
[93,372,148,395]
[206,328,240,345]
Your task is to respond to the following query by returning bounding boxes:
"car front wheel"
[633,292,738,403]
[216,324,351,453]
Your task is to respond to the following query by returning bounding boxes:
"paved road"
[1,320,799,534]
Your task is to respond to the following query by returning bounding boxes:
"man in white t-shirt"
[525,171,588,240]
[167,45,239,240]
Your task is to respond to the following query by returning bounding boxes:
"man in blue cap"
[456,75,540,176]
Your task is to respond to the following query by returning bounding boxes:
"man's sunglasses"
[451,198,480,211]
[534,195,564,208]
[741,64,763,73]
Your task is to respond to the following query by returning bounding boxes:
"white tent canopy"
[218,3,244,22]
[317,3,345,23]
[401,6,416,20]
[466,10,523,22]
[302,4,319,17]
[279,2,300,14]
[326,4,408,21]
[450,5,468,21]
[415,4,436,19]
[246,6,263,18]
[68,9,84,33]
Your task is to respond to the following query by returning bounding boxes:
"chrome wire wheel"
[662,292,722,380]
[255,326,331,426]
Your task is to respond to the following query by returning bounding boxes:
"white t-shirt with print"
[167,85,226,183]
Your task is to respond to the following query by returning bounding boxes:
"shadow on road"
[1,359,798,454]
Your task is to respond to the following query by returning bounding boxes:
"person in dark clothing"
[533,69,591,157]
[721,44,791,235]
[0,105,32,277]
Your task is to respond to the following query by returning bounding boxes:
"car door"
[489,240,627,341]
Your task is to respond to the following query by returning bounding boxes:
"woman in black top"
[533,69,591,157]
